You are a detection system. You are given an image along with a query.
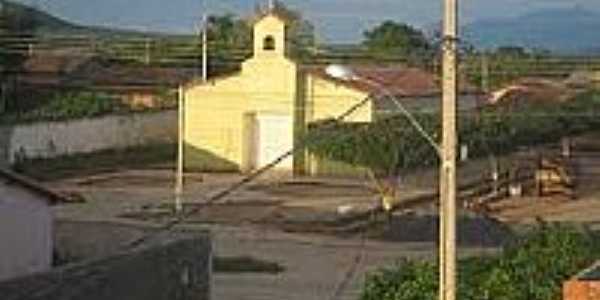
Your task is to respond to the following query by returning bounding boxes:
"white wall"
[0,111,177,164]
[0,181,53,282]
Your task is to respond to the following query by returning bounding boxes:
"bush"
[306,91,600,175]
[30,91,129,121]
[361,224,600,300]
[1,91,131,124]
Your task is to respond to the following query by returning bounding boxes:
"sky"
[16,0,600,42]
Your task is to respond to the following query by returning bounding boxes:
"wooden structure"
[535,156,577,199]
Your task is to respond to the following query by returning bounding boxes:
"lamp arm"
[359,77,442,157]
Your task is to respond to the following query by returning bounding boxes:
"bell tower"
[253,13,287,59]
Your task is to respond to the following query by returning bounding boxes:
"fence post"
[562,136,571,158]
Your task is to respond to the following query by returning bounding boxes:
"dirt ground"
[43,133,600,300]
[48,169,505,300]
[485,134,600,228]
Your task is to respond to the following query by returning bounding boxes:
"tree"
[269,0,316,61]
[0,0,37,113]
[307,92,600,212]
[363,21,432,59]
[495,46,528,57]
[203,14,252,73]
[204,1,316,69]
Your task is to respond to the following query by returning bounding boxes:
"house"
[566,71,600,89]
[19,49,193,110]
[488,78,576,105]
[20,48,96,88]
[0,168,62,282]
[183,10,481,175]
[69,63,194,109]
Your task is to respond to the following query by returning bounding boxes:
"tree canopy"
[205,1,315,64]
[0,0,36,71]
[307,90,600,177]
[363,21,432,59]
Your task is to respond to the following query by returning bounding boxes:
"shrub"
[1,91,132,124]
[306,90,600,175]
[31,91,128,121]
[360,224,600,300]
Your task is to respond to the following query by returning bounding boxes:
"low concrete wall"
[0,221,211,300]
[0,111,177,165]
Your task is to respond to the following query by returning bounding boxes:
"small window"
[263,35,276,51]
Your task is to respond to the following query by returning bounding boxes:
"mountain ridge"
[463,7,600,54]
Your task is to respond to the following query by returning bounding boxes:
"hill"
[463,7,600,54]
[0,1,178,38]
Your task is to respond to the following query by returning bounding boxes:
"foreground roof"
[0,168,71,205]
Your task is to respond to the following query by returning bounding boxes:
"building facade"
[0,169,57,282]
[183,12,481,175]
[184,13,371,174]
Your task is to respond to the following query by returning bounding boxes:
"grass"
[13,143,176,181]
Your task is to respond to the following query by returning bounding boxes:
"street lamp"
[201,0,208,82]
[175,85,185,213]
[324,65,441,156]
[326,63,457,300]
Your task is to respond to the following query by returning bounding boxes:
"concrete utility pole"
[175,85,185,213]
[440,0,458,300]
[202,13,208,82]
[144,37,151,65]
[481,54,490,93]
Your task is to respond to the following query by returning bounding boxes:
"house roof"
[69,64,194,90]
[488,78,575,105]
[23,49,95,75]
[307,65,480,97]
[0,168,72,205]
[21,49,194,92]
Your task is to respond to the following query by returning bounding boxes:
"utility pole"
[202,13,208,82]
[144,37,151,65]
[200,0,208,82]
[440,0,458,300]
[481,54,490,93]
[175,85,185,213]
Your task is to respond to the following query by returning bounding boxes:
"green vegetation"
[13,143,175,181]
[361,224,600,300]
[460,45,600,90]
[307,90,600,178]
[204,1,316,64]
[1,0,37,113]
[1,91,134,124]
[362,21,432,60]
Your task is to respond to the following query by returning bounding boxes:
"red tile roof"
[488,78,574,105]
[21,50,194,91]
[23,49,95,74]
[71,64,193,89]
[307,65,478,97]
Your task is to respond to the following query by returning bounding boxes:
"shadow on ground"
[121,202,512,248]
[371,213,512,247]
